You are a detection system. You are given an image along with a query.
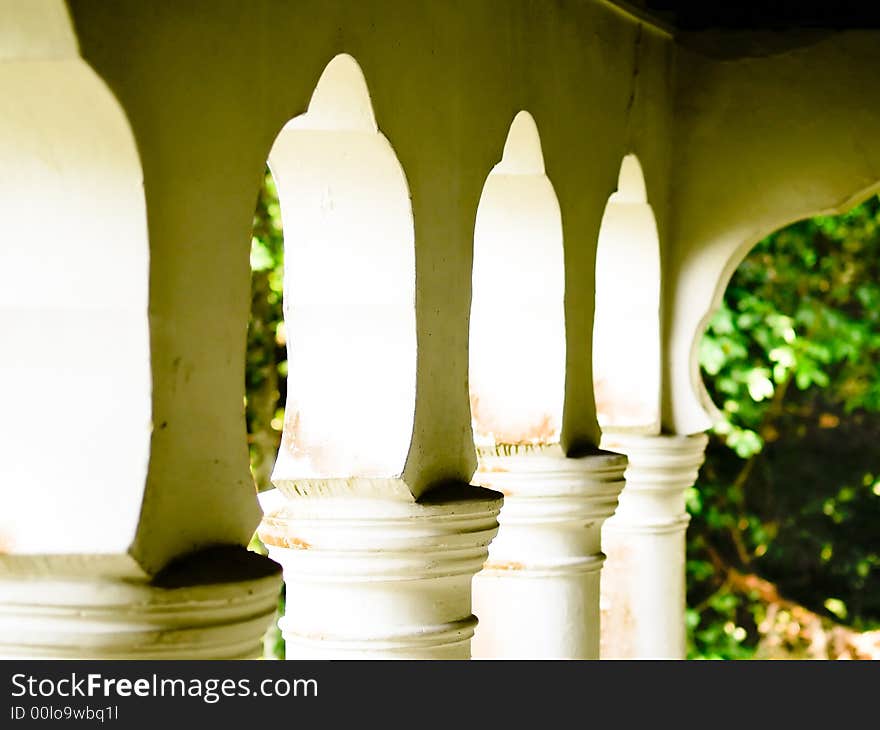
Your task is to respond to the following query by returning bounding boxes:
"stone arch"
[469,110,566,451]
[593,154,662,434]
[668,179,880,435]
[267,53,418,498]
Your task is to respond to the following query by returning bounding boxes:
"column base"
[0,547,282,659]
[471,445,627,659]
[259,483,503,659]
[599,432,708,659]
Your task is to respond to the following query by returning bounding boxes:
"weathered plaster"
[269,54,417,498]
[59,0,672,522]
[7,0,875,577]
[260,484,502,659]
[6,0,879,660]
[665,32,880,433]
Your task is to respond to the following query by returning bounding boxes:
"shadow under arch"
[266,53,418,499]
[593,153,662,435]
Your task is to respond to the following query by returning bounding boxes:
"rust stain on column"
[484,560,525,571]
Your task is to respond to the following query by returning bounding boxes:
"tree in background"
[246,172,880,659]
[247,171,286,492]
[247,170,286,659]
[691,197,880,658]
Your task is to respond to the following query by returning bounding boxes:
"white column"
[259,485,502,659]
[0,549,282,659]
[471,446,627,659]
[599,432,708,659]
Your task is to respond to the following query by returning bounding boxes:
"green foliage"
[246,170,287,493]
[690,196,880,659]
[246,170,287,659]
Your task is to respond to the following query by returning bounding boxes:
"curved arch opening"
[690,196,880,658]
[593,154,661,434]
[680,180,880,436]
[0,60,151,555]
[262,54,417,493]
[469,111,566,452]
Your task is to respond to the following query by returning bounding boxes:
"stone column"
[0,548,281,659]
[599,432,708,659]
[259,485,502,659]
[471,446,627,659]
[0,20,283,659]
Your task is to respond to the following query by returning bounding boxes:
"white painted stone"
[472,445,626,659]
[259,485,502,659]
[7,0,880,664]
[0,34,265,572]
[599,432,708,659]
[0,549,282,659]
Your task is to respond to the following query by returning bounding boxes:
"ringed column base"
[599,432,708,659]
[471,446,627,659]
[258,484,503,659]
[0,547,282,659]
